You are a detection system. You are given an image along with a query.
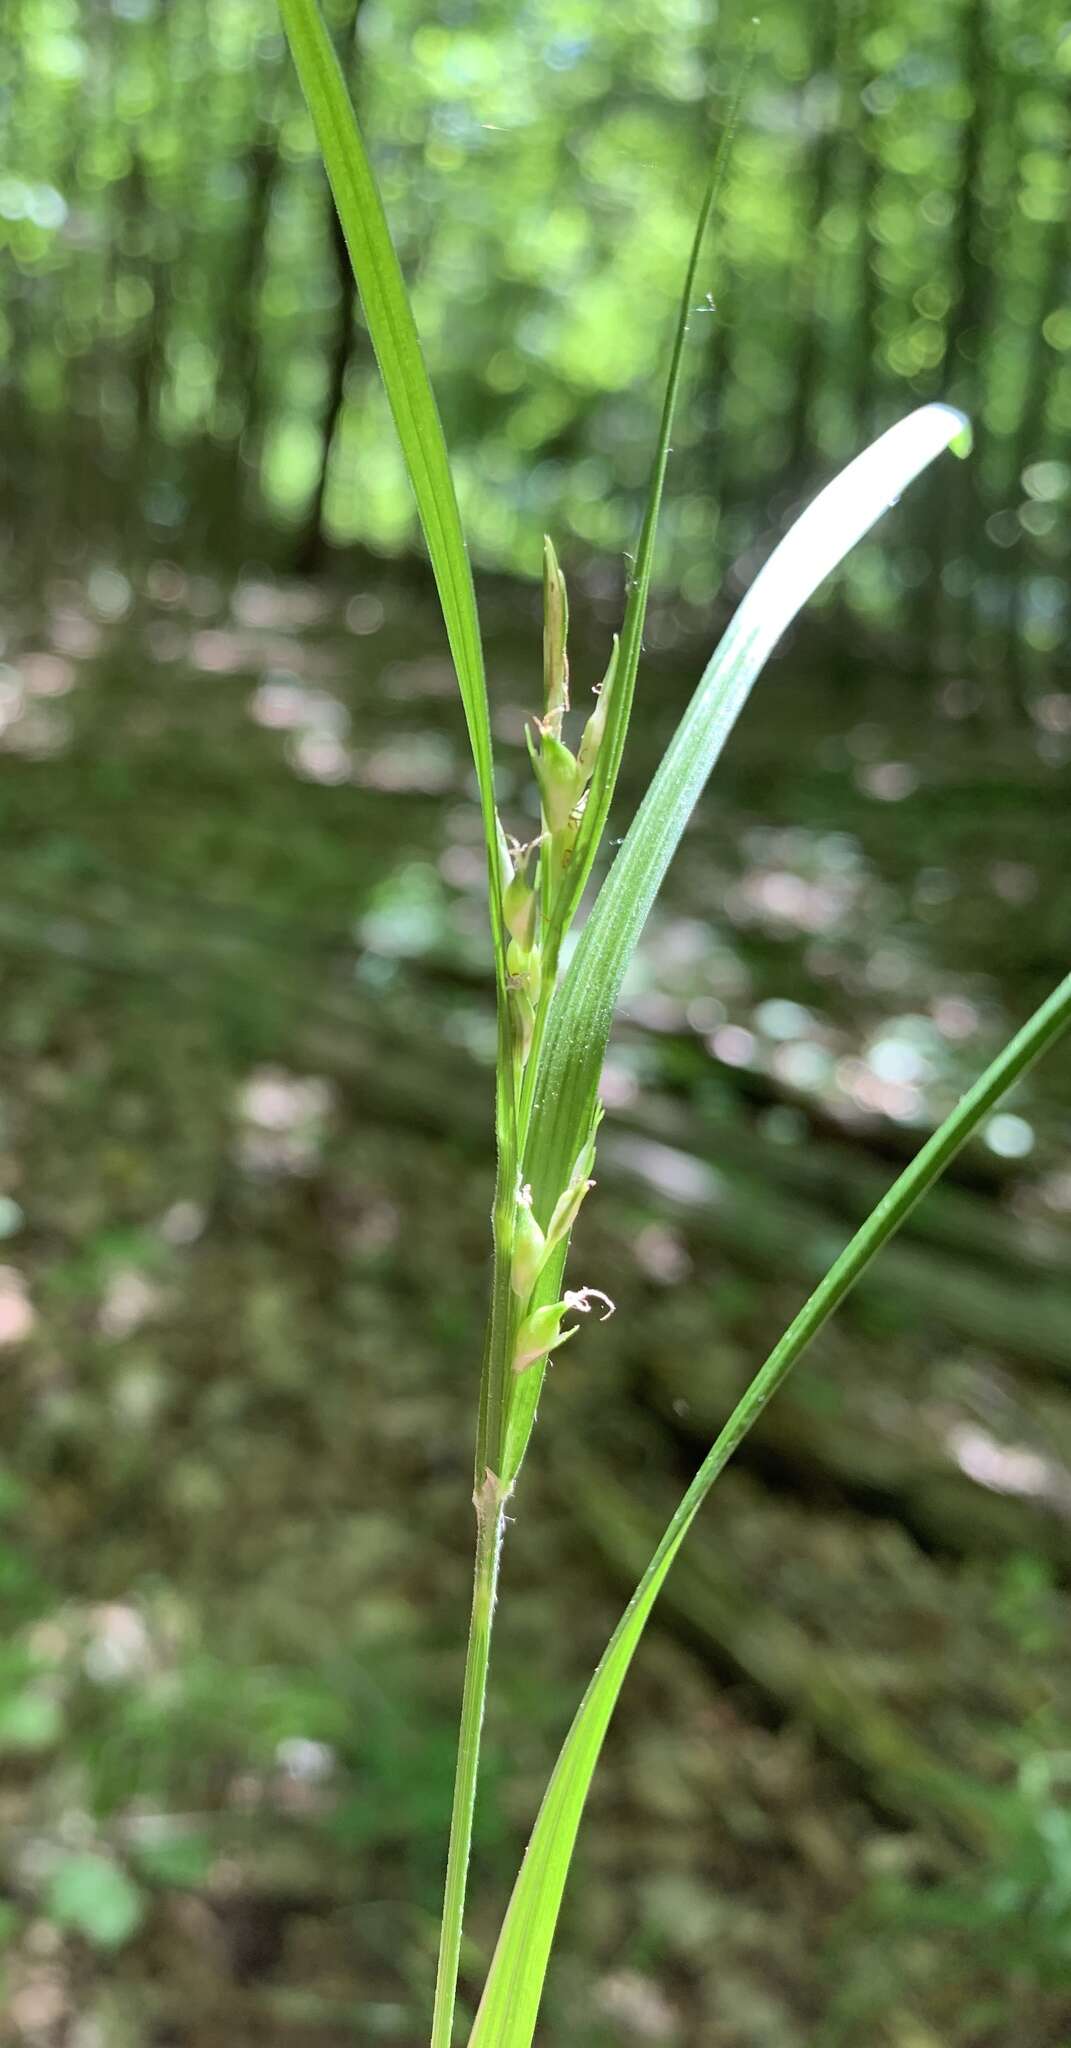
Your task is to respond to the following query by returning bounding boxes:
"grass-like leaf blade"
[503,403,968,1480]
[471,967,1071,2047]
[530,403,968,1215]
[276,0,500,902]
[554,70,746,944]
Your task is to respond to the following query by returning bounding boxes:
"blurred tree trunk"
[295,201,358,575]
[828,0,879,666]
[849,0,879,447]
[913,0,994,676]
[123,145,179,558]
[295,0,364,576]
[941,0,991,408]
[214,128,282,546]
[1007,148,1071,676]
[2,0,34,556]
[129,153,168,448]
[786,3,841,482]
[131,0,184,464]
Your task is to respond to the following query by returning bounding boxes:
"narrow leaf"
[553,67,747,944]
[278,6,519,1473]
[276,0,500,900]
[532,404,967,1205]
[504,403,966,1481]
[471,969,1071,2048]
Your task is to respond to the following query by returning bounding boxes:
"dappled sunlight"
[236,1067,335,1176]
[192,628,261,675]
[597,1969,678,2042]
[97,1269,162,1342]
[0,1267,35,1346]
[604,1134,723,1208]
[0,658,75,758]
[856,759,919,802]
[20,653,76,699]
[84,1604,154,1687]
[381,656,459,702]
[355,733,456,794]
[709,1022,757,1069]
[289,729,353,785]
[232,580,331,632]
[985,1112,1035,1159]
[633,1223,692,1287]
[947,1424,1071,1512]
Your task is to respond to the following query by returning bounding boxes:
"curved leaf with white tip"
[503,402,970,1482]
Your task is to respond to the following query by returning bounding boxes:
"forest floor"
[1,558,1070,2047]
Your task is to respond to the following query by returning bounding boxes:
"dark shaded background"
[1,2,1070,2044]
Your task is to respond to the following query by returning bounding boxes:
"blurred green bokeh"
[4,0,1071,656]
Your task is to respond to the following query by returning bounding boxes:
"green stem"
[517,929,562,1156]
[431,1475,507,2048]
[435,1121,518,2045]
[475,1196,517,1483]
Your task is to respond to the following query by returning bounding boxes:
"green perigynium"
[508,985,536,1073]
[276,6,1071,2043]
[502,845,538,954]
[576,639,619,787]
[511,1286,615,1375]
[541,533,569,729]
[509,1121,602,1323]
[527,723,583,838]
[509,1186,546,1302]
[544,1123,600,1250]
[519,541,620,951]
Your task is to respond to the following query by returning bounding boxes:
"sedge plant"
[277,5,1071,2041]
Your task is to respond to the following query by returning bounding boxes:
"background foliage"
[5,0,1071,669]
